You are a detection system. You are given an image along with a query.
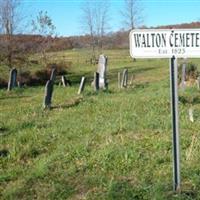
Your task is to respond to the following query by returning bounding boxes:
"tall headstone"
[50,67,56,82]
[121,69,128,88]
[97,55,108,89]
[43,80,54,109]
[78,77,86,95]
[7,68,17,91]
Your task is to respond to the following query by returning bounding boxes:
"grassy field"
[1,49,200,199]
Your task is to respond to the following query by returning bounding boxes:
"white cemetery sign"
[130,29,200,192]
[130,29,200,58]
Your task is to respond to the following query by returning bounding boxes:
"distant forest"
[1,22,200,53]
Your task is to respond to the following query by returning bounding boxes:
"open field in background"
[1,49,200,199]
[0,49,172,83]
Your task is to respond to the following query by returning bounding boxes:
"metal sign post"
[170,56,180,192]
[128,28,200,192]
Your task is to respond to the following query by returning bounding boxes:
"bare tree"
[0,0,21,68]
[94,1,109,53]
[81,1,96,60]
[81,0,110,62]
[31,11,56,66]
[121,0,143,30]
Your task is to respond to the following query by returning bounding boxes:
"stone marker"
[97,54,108,89]
[43,80,54,109]
[61,75,67,87]
[78,77,86,95]
[189,108,194,122]
[94,72,99,91]
[17,81,21,88]
[180,62,186,90]
[118,72,121,88]
[197,76,200,90]
[62,75,72,86]
[50,68,56,82]
[7,68,17,91]
[121,69,128,88]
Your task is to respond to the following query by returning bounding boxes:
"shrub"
[19,71,32,85]
[186,62,198,79]
[46,61,72,76]
[31,69,51,85]
[0,78,7,88]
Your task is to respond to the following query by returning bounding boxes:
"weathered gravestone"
[61,75,71,87]
[7,68,17,91]
[180,62,186,90]
[189,108,194,122]
[196,76,200,90]
[78,77,86,95]
[61,75,67,87]
[17,81,22,88]
[94,72,99,91]
[97,55,108,89]
[43,80,54,109]
[121,69,128,88]
[50,67,56,82]
[118,72,121,88]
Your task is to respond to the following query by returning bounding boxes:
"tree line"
[0,0,143,69]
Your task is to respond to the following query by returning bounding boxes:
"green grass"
[1,49,200,199]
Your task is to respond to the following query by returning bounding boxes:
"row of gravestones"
[43,55,135,109]
[6,67,71,91]
[6,54,133,109]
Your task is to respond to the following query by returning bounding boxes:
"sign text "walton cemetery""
[130,29,200,58]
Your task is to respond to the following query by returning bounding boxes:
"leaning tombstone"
[121,69,128,88]
[78,77,86,95]
[50,67,56,82]
[94,72,99,92]
[7,68,17,91]
[43,80,54,109]
[61,75,67,87]
[97,54,108,89]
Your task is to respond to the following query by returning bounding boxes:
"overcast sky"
[22,0,200,36]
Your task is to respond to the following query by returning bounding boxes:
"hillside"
[1,49,200,199]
